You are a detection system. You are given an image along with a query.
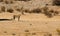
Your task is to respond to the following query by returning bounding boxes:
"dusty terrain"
[0,13,60,36]
[0,0,60,36]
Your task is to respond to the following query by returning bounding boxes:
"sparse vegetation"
[4,31,7,33]
[16,8,21,12]
[43,6,53,18]
[12,33,16,36]
[44,33,52,36]
[10,1,14,4]
[24,9,30,13]
[25,30,30,36]
[25,33,30,36]
[30,24,32,26]
[25,30,29,32]
[1,6,5,12]
[7,8,14,13]
[45,22,48,24]
[0,0,59,18]
[15,0,31,2]
[56,29,60,35]
[4,0,14,4]
[32,33,36,35]
[54,11,59,15]
[53,0,60,6]
[44,12,53,18]
[31,8,41,13]
[0,0,3,2]
[49,10,54,13]
[4,1,9,4]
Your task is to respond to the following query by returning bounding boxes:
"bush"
[15,0,31,2]
[24,9,31,13]
[16,8,21,12]
[53,11,59,16]
[44,12,53,18]
[1,6,5,12]
[49,10,54,13]
[53,0,60,6]
[4,0,14,4]
[24,9,29,13]
[31,8,41,13]
[54,11,59,14]
[7,9,14,13]
[0,0,3,2]
[10,1,14,4]
[4,1,9,4]
[42,6,53,18]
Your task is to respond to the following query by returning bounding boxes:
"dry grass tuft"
[12,33,16,36]
[56,29,60,35]
[53,0,60,6]
[44,33,52,36]
[25,30,29,32]
[31,8,41,13]
[1,6,5,12]
[15,0,31,2]
[7,8,14,13]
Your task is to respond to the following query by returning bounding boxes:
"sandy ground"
[0,13,60,36]
[0,0,60,36]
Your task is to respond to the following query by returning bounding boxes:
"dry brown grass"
[1,6,5,12]
[14,0,31,2]
[53,0,60,6]
[56,29,60,35]
[7,8,14,13]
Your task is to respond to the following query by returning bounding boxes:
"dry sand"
[0,13,60,36]
[0,0,60,36]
